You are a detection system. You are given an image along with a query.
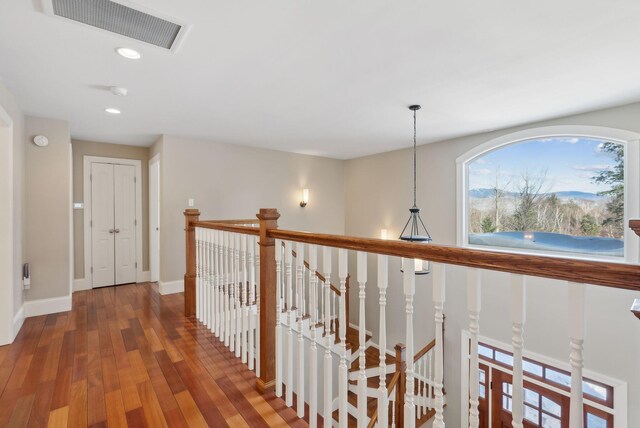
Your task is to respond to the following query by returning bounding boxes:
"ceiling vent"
[43,0,189,51]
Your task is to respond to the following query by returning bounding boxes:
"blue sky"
[468,137,620,193]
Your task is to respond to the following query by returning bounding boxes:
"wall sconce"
[300,188,309,207]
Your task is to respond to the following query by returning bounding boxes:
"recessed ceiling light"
[105,108,121,114]
[116,47,141,60]
[110,86,128,96]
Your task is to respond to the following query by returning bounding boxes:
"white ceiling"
[1,1,640,159]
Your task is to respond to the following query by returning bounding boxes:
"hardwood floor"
[0,283,306,427]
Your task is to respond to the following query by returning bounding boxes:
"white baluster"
[196,228,201,321]
[296,242,305,418]
[432,263,446,428]
[213,229,219,336]
[391,394,396,428]
[229,233,236,352]
[241,234,248,363]
[248,235,255,370]
[377,254,389,428]
[309,244,319,428]
[510,274,526,428]
[468,269,481,428]
[220,230,227,341]
[275,239,283,397]
[205,229,211,329]
[210,230,215,331]
[322,246,333,428]
[338,249,349,428]
[356,252,368,427]
[285,241,293,406]
[255,238,261,378]
[235,233,242,357]
[403,259,416,428]
[331,293,339,340]
[224,231,230,347]
[428,351,433,410]
[568,282,586,428]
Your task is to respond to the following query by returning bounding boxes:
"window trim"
[456,125,640,263]
[460,331,628,428]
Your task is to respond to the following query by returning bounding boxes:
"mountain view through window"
[467,137,624,257]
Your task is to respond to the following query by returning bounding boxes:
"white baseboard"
[12,305,25,340]
[159,280,183,295]
[24,295,72,317]
[74,271,152,292]
[73,277,90,292]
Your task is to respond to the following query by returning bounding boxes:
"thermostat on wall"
[33,135,49,147]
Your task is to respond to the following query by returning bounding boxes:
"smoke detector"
[42,0,190,52]
[33,135,49,147]
[110,86,128,96]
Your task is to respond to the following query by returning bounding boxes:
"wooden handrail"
[413,338,436,363]
[192,221,260,236]
[199,218,259,224]
[291,248,345,296]
[366,371,401,428]
[268,229,640,290]
[630,219,640,237]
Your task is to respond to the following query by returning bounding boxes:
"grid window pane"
[545,368,571,387]
[479,370,486,384]
[524,405,539,423]
[586,413,607,428]
[495,351,514,366]
[503,383,513,395]
[523,360,544,376]
[583,381,608,401]
[503,395,512,411]
[524,388,539,406]
[479,384,486,399]
[479,344,493,359]
[541,397,561,417]
[542,413,562,428]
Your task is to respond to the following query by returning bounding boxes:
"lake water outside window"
[467,137,624,257]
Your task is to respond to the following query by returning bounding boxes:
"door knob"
[114,228,121,233]
[109,229,115,234]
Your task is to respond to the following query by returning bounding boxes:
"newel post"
[395,343,406,428]
[184,209,200,317]
[256,208,280,393]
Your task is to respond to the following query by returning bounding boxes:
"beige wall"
[0,80,24,344]
[71,140,150,279]
[157,135,345,283]
[345,102,640,426]
[25,116,72,301]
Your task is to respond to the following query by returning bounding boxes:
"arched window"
[457,126,639,261]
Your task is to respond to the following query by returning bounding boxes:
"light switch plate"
[73,202,84,209]
[188,199,194,207]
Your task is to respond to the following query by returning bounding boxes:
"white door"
[114,164,136,285]
[91,163,115,287]
[90,162,137,288]
[149,158,160,282]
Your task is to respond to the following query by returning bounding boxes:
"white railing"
[187,210,638,428]
[194,226,261,376]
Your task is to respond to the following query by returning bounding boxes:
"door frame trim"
[83,156,143,288]
[460,331,628,428]
[149,153,160,283]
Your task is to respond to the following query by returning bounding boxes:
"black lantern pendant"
[399,105,431,275]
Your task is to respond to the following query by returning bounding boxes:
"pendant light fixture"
[399,104,431,275]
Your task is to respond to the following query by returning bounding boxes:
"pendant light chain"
[413,108,417,208]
